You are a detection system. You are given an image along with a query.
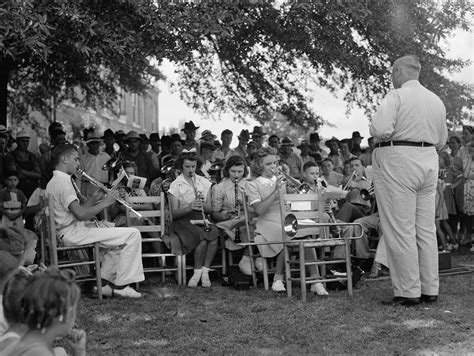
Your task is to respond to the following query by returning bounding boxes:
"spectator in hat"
[159,135,172,166]
[321,158,343,188]
[340,138,356,163]
[147,133,161,178]
[246,141,259,167]
[161,134,184,166]
[297,140,315,165]
[79,132,111,198]
[250,126,266,149]
[214,129,235,162]
[182,121,200,152]
[139,133,149,155]
[101,129,116,158]
[234,129,250,159]
[115,130,127,152]
[199,130,217,145]
[309,132,327,163]
[10,131,40,200]
[268,134,280,151]
[360,137,374,167]
[122,131,153,184]
[325,136,343,174]
[352,131,364,147]
[0,135,16,189]
[279,137,303,178]
[199,142,217,179]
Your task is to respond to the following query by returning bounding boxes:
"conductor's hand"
[67,328,87,356]
[103,190,120,207]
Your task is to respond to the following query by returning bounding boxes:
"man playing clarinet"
[46,143,144,298]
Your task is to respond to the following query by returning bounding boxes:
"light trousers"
[373,146,439,298]
[60,222,145,286]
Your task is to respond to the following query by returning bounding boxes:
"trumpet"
[190,173,211,232]
[342,170,357,191]
[360,182,375,201]
[275,168,311,194]
[76,169,142,218]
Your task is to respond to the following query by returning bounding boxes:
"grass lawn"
[72,251,473,355]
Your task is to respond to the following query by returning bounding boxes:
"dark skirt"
[172,210,219,255]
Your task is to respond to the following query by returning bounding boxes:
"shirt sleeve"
[370,90,400,142]
[211,184,224,212]
[246,180,262,206]
[58,183,78,212]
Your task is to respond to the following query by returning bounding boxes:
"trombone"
[275,168,311,194]
[76,169,142,218]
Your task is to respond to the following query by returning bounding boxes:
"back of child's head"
[0,227,25,262]
[0,251,20,286]
[21,268,80,330]
[3,268,30,325]
[9,227,38,266]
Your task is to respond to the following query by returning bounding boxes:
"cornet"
[274,168,311,194]
[360,182,375,201]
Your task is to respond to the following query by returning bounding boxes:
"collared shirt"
[323,171,343,188]
[183,140,200,152]
[168,173,212,207]
[46,170,82,230]
[80,151,111,184]
[233,145,247,159]
[370,80,447,150]
[211,178,247,212]
[280,152,303,178]
[214,147,236,162]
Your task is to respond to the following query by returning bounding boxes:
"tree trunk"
[0,63,9,128]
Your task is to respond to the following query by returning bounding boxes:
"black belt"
[375,141,434,148]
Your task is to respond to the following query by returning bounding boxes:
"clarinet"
[233,180,241,243]
[190,173,211,232]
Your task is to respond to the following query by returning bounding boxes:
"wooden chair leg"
[247,246,258,288]
[263,258,269,291]
[299,242,307,302]
[284,245,292,298]
[182,254,187,286]
[345,239,353,297]
[93,243,102,300]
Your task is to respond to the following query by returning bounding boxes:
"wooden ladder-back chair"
[43,194,102,300]
[126,193,183,285]
[279,191,363,302]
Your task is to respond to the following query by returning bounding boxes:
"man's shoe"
[101,285,114,298]
[421,294,438,303]
[255,257,265,271]
[114,286,142,298]
[381,296,421,306]
[311,282,329,296]
[271,279,286,292]
[238,256,252,275]
[367,262,382,279]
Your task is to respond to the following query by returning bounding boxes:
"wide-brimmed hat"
[201,142,217,151]
[251,126,266,137]
[101,129,115,139]
[238,129,250,140]
[297,140,311,149]
[170,133,183,143]
[325,136,340,147]
[149,133,160,141]
[200,130,217,141]
[85,132,102,144]
[139,133,149,142]
[352,131,364,139]
[16,131,30,139]
[182,121,199,132]
[115,130,126,140]
[309,133,321,142]
[124,131,142,142]
[281,137,294,146]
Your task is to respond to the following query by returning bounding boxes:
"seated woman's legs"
[188,239,218,288]
[304,247,328,296]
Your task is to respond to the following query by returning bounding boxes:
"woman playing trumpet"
[246,147,328,295]
[168,151,219,288]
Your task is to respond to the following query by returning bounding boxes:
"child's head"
[21,268,81,333]
[302,162,320,183]
[0,251,20,290]
[0,227,26,264]
[3,268,30,326]
[121,160,137,176]
[6,227,38,266]
[4,172,19,190]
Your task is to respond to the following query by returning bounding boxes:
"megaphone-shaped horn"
[284,213,298,238]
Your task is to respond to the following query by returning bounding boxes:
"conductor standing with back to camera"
[370,55,448,306]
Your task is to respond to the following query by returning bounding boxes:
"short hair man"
[46,144,144,298]
[370,55,448,306]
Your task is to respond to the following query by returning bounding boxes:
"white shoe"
[271,279,286,292]
[201,272,211,288]
[255,257,265,271]
[188,269,202,288]
[102,285,113,298]
[311,282,329,296]
[238,256,252,275]
[114,286,142,298]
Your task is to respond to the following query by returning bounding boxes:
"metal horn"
[276,168,311,194]
[360,182,375,201]
[284,213,299,237]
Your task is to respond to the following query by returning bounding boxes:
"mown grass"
[72,251,473,355]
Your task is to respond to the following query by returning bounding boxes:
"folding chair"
[42,194,102,300]
[279,191,363,302]
[125,193,183,284]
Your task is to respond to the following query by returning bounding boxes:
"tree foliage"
[1,0,472,128]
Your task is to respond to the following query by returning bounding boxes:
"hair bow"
[182,148,197,153]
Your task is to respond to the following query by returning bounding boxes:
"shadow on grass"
[73,252,473,355]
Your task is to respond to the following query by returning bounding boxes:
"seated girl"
[211,155,256,275]
[246,147,328,295]
[168,151,219,287]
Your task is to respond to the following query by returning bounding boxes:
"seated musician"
[211,156,255,275]
[336,157,372,223]
[246,147,328,295]
[45,144,144,298]
[168,150,219,288]
[321,158,343,188]
[300,161,320,192]
[198,142,217,180]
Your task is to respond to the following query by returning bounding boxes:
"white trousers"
[60,222,145,286]
[373,146,439,298]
